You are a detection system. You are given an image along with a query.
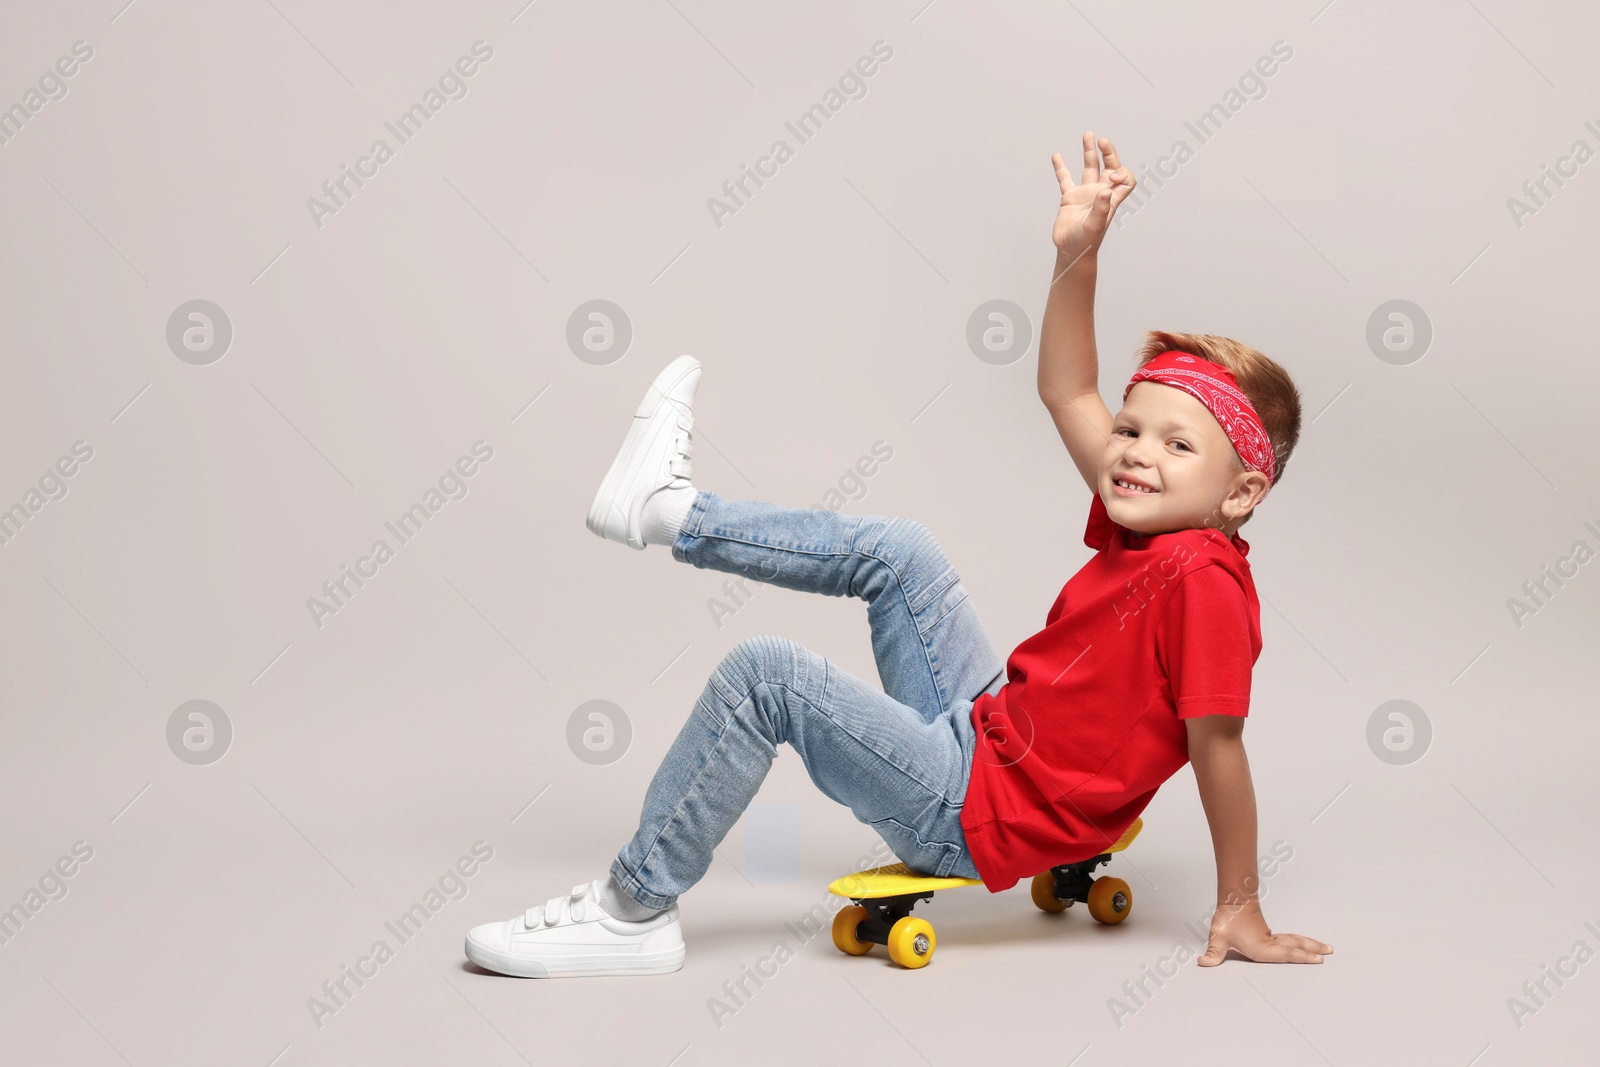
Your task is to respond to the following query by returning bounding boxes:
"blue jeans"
[609,490,1007,911]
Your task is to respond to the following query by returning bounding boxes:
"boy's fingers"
[1263,936,1327,963]
[1093,188,1112,221]
[1099,135,1123,172]
[1284,933,1333,954]
[1052,151,1076,189]
[1081,130,1100,185]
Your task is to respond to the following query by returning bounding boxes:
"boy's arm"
[1038,132,1135,494]
[1186,714,1333,966]
[1038,251,1110,493]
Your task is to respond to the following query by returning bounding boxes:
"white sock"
[640,485,697,547]
[598,873,664,922]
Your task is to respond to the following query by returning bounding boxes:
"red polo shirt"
[960,492,1261,892]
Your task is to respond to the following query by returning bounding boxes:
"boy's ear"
[1220,470,1272,523]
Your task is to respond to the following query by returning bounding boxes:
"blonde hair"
[1135,331,1303,525]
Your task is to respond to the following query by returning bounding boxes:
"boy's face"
[1099,381,1269,537]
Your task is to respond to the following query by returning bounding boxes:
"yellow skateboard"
[827,818,1142,969]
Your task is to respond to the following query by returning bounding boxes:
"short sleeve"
[1084,492,1116,551]
[1161,565,1255,719]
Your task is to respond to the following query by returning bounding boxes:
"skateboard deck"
[827,817,1142,968]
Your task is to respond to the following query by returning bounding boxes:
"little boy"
[463,131,1331,977]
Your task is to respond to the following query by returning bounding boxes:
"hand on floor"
[1197,900,1332,966]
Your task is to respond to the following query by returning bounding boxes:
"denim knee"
[858,514,930,560]
[704,635,812,736]
[717,634,800,685]
[859,518,961,614]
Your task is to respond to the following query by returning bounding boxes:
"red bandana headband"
[1124,351,1277,485]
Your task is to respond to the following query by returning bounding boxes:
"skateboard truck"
[844,891,937,951]
[1037,851,1129,913]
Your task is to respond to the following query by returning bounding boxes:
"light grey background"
[2,1,1596,1064]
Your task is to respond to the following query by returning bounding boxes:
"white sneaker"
[586,355,701,550]
[463,880,685,978]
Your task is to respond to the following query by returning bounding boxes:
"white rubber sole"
[584,354,701,550]
[463,937,686,978]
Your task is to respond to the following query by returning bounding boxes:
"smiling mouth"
[1113,477,1156,495]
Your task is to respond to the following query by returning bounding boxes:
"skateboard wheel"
[1087,876,1132,925]
[831,905,874,956]
[887,916,936,969]
[1030,872,1070,914]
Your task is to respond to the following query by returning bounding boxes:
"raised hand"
[1197,900,1333,966]
[1051,131,1137,265]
